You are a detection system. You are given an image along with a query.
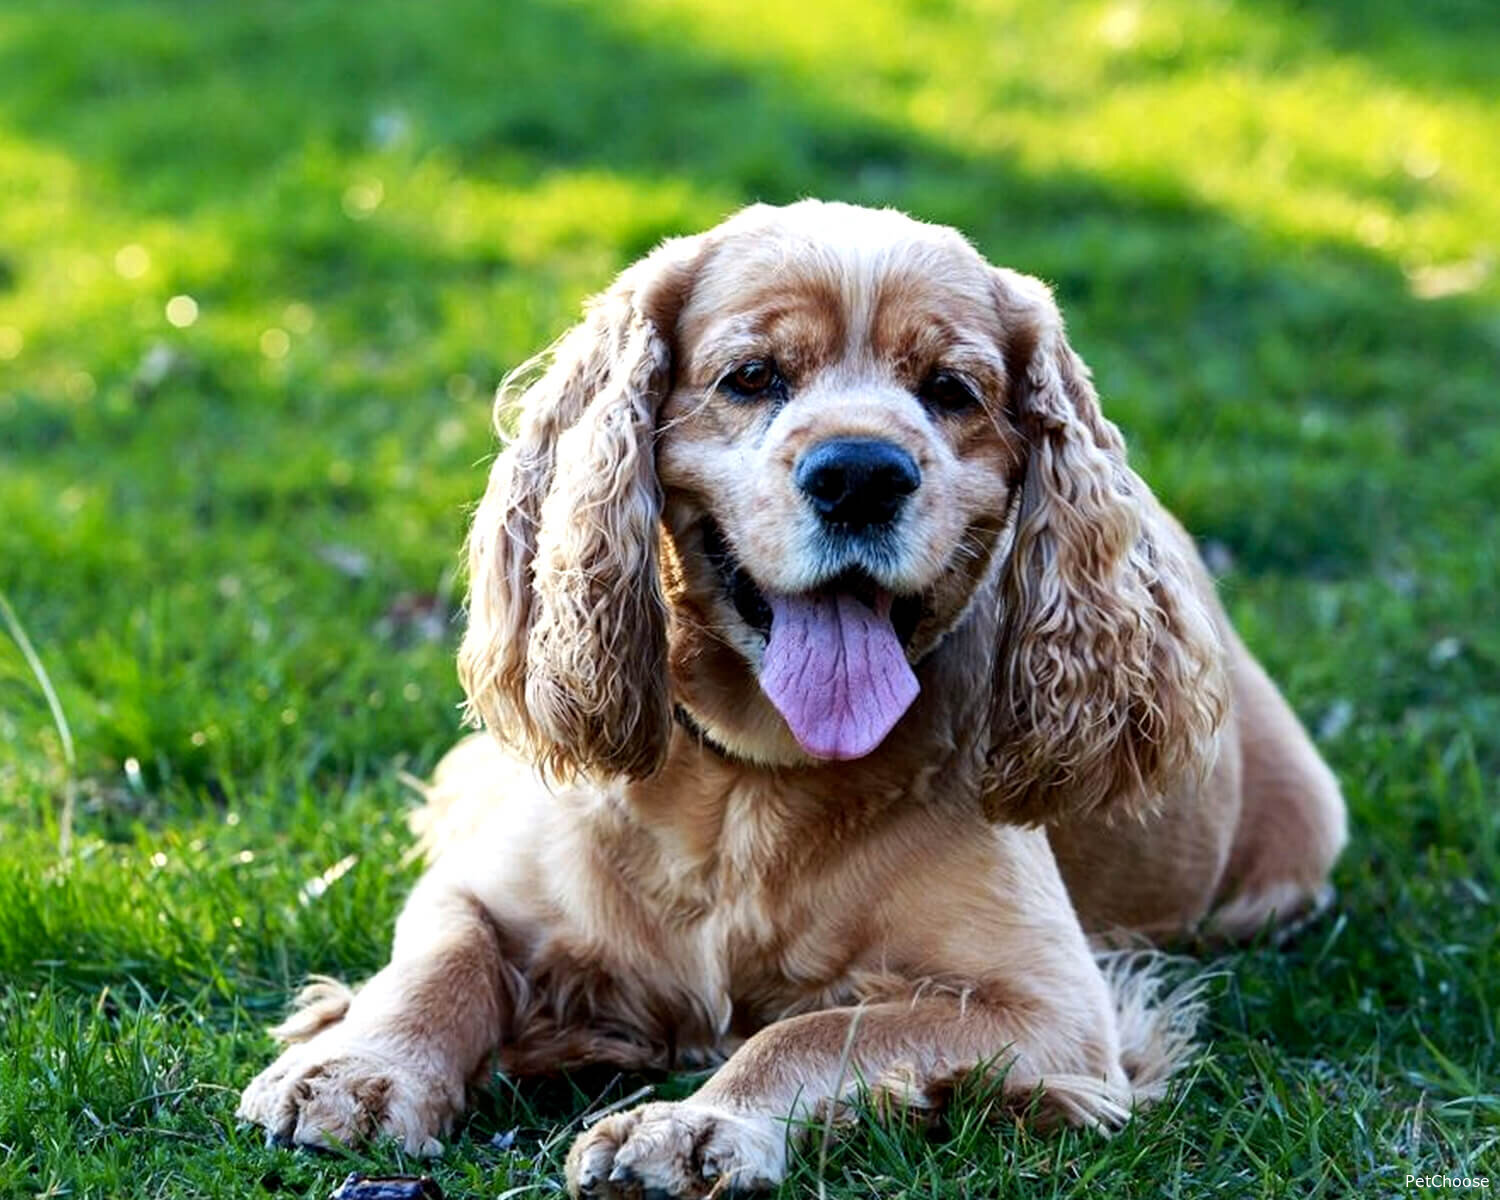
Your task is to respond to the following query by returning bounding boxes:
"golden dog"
[238,200,1346,1198]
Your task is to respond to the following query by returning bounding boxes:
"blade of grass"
[0,589,77,856]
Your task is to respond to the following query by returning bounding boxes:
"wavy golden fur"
[985,268,1225,825]
[240,201,1347,1199]
[458,241,702,779]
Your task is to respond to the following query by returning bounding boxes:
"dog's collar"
[673,703,743,764]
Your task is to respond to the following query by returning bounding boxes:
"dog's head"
[460,201,1225,823]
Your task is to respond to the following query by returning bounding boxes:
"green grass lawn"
[2,0,1498,1195]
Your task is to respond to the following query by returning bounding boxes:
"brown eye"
[723,359,780,399]
[918,369,978,414]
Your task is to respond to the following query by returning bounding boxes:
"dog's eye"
[722,359,780,400]
[918,369,979,414]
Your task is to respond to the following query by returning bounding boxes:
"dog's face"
[460,201,1225,822]
[653,205,1025,761]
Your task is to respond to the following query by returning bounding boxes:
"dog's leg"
[1206,627,1348,942]
[1051,621,1346,946]
[566,971,1188,1199]
[237,877,507,1155]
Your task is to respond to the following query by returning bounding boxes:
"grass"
[1,0,1497,1195]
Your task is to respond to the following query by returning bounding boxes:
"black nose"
[795,438,921,531]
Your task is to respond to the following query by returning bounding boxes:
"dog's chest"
[647,887,877,1067]
[501,772,957,1073]
[634,807,901,1054]
[502,871,873,1075]
[549,838,888,1068]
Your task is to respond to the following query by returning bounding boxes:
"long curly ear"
[984,269,1228,825]
[458,237,704,780]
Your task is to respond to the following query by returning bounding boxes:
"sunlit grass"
[2,0,1497,1195]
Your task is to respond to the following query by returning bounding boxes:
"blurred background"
[1,1,1497,1195]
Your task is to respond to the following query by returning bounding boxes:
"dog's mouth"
[701,519,925,644]
[700,518,925,761]
[702,518,775,637]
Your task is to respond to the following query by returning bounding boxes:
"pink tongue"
[759,590,920,760]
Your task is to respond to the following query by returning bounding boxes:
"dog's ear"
[458,235,706,780]
[983,269,1227,825]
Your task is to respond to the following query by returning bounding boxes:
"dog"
[238,200,1347,1198]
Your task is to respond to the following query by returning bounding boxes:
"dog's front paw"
[566,1100,786,1199]
[237,1031,463,1157]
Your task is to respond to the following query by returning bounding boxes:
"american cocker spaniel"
[238,200,1347,1197]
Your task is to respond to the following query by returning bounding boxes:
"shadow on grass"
[1,0,1495,576]
[1240,0,1499,96]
